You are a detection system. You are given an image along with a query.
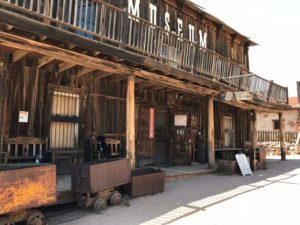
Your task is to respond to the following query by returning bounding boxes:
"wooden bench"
[1,137,48,163]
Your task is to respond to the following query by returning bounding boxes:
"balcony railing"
[0,0,288,104]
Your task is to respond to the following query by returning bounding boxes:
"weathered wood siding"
[104,0,249,68]
[214,102,250,149]
[0,53,126,150]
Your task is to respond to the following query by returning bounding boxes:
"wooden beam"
[207,96,215,168]
[136,81,156,89]
[133,70,220,97]
[0,31,126,74]
[4,25,13,31]
[12,50,28,63]
[279,113,286,160]
[37,56,54,68]
[58,62,76,73]
[94,72,115,81]
[109,75,127,83]
[77,67,95,77]
[90,93,126,101]
[221,91,254,101]
[126,75,136,169]
[251,110,257,169]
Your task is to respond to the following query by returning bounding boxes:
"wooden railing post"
[267,80,274,101]
[279,113,286,160]
[207,96,215,168]
[126,75,136,169]
[121,8,129,49]
[193,42,199,74]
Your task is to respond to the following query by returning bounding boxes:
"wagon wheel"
[26,210,46,225]
[110,191,122,206]
[93,197,108,212]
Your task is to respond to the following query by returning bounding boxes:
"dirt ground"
[47,155,300,225]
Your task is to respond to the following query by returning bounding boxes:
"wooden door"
[169,113,191,165]
[137,107,154,166]
[154,110,168,165]
[224,116,234,147]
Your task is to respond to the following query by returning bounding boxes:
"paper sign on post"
[19,111,29,123]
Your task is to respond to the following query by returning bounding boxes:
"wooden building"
[0,0,290,173]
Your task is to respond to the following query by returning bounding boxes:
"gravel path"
[48,155,300,225]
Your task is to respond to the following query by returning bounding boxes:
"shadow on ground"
[44,155,300,225]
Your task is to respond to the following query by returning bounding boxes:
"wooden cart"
[0,164,56,225]
[71,158,131,211]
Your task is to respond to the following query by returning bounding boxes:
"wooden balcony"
[0,0,288,105]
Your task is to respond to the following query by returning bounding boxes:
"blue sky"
[192,0,300,97]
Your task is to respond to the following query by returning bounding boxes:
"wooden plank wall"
[0,53,127,152]
[214,102,250,149]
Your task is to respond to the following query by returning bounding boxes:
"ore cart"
[0,164,56,225]
[71,158,131,211]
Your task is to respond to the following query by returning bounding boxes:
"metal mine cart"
[0,164,56,225]
[71,158,131,211]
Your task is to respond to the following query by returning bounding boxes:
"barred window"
[50,91,80,151]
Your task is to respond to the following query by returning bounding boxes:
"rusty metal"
[71,158,131,195]
[127,167,165,198]
[0,164,56,216]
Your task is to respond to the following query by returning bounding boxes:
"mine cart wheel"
[0,218,15,225]
[93,197,108,212]
[26,210,46,225]
[110,191,122,206]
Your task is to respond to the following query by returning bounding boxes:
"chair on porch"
[0,136,48,163]
[91,136,121,160]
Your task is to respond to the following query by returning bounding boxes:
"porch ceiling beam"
[58,62,76,73]
[109,75,127,83]
[0,31,126,74]
[37,56,54,68]
[136,81,156,89]
[133,70,220,97]
[147,86,166,91]
[220,99,285,113]
[77,67,95,77]
[4,24,13,31]
[94,72,115,81]
[12,50,28,63]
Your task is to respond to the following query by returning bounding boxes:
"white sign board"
[235,153,252,176]
[174,115,187,126]
[19,111,29,123]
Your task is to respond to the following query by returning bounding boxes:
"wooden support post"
[279,113,286,160]
[0,71,4,153]
[207,96,215,168]
[251,110,257,169]
[126,75,136,169]
[28,69,39,136]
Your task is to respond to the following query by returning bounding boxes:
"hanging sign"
[19,111,29,123]
[174,115,187,126]
[149,108,155,138]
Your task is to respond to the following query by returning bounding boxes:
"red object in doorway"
[149,108,155,139]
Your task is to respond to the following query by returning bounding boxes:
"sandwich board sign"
[235,153,252,176]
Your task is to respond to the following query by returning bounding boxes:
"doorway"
[154,110,168,165]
